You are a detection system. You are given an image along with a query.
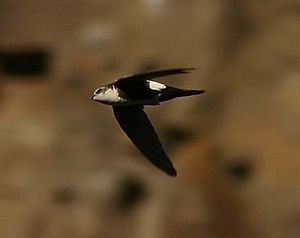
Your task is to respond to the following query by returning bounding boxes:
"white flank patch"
[147,80,166,91]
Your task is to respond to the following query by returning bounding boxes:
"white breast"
[147,80,166,91]
[103,87,123,102]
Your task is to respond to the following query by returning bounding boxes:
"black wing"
[113,105,177,176]
[118,68,195,82]
[113,68,194,102]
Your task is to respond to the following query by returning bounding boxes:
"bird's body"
[92,68,205,176]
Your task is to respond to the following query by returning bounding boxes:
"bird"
[92,68,205,176]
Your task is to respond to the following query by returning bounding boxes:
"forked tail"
[159,87,205,102]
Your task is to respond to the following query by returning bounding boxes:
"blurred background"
[0,0,300,237]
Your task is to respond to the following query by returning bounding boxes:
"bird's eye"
[94,88,102,94]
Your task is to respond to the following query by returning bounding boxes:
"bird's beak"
[91,95,95,100]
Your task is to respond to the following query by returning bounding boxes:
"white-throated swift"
[92,68,205,176]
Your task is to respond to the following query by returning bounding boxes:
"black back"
[114,68,194,102]
[114,78,159,102]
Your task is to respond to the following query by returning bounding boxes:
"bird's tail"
[159,87,205,102]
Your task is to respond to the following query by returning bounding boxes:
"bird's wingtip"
[167,168,177,177]
[181,67,196,73]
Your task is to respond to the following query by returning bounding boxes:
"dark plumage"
[92,68,205,176]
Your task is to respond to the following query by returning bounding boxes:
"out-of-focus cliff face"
[0,1,300,237]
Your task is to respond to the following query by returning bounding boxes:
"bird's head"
[92,85,122,105]
[92,87,106,102]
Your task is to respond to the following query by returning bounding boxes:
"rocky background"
[0,0,300,237]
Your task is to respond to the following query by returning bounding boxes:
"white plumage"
[93,87,123,103]
[147,80,166,91]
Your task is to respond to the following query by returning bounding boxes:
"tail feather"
[159,87,205,102]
